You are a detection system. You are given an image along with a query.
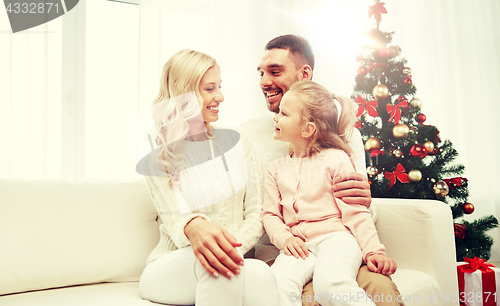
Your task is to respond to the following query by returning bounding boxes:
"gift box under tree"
[457,257,500,306]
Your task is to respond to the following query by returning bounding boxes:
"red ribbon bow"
[444,177,468,188]
[355,120,362,129]
[368,2,387,22]
[370,149,384,157]
[355,95,378,117]
[454,223,466,239]
[433,130,440,142]
[460,257,494,273]
[384,163,409,189]
[386,100,409,124]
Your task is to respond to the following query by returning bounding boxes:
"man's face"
[258,49,302,113]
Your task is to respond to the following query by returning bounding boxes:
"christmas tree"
[352,0,498,261]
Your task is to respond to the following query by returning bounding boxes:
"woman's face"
[199,65,224,123]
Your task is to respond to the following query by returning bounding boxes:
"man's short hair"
[265,35,315,71]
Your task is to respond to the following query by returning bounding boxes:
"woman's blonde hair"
[151,49,217,184]
[288,80,354,156]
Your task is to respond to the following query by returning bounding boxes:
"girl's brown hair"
[288,80,354,156]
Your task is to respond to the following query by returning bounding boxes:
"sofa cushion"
[0,179,159,296]
[0,282,157,306]
[390,268,439,306]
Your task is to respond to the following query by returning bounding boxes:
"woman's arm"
[144,171,211,249]
[184,216,243,278]
[144,156,244,278]
[182,129,264,277]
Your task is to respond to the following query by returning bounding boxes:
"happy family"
[137,34,401,306]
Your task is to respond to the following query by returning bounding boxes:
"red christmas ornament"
[462,202,475,214]
[404,75,412,84]
[409,144,428,158]
[357,67,367,76]
[379,47,390,58]
[454,223,466,239]
[416,113,426,124]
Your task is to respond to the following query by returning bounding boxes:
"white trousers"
[271,231,376,306]
[139,246,279,306]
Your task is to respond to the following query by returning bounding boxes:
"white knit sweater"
[143,127,264,263]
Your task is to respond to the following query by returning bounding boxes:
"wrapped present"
[457,257,500,306]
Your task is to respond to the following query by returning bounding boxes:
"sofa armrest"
[373,198,458,306]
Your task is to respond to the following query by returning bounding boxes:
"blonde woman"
[139,49,278,306]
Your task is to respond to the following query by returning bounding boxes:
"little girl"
[262,80,397,306]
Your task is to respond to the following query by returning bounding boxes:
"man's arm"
[332,128,372,207]
[333,172,371,207]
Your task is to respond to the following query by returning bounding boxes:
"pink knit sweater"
[262,148,385,262]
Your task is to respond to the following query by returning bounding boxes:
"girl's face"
[199,65,224,123]
[272,91,307,144]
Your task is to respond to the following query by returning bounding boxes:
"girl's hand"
[332,172,372,207]
[366,254,397,275]
[184,217,244,279]
[283,237,309,259]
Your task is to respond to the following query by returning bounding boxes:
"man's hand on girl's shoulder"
[332,171,372,207]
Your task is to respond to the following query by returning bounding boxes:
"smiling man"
[242,34,403,306]
[259,47,310,114]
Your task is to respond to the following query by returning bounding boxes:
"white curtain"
[0,18,63,179]
[1,0,499,259]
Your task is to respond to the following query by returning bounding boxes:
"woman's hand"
[366,254,397,275]
[283,237,309,259]
[184,217,244,279]
[332,172,372,208]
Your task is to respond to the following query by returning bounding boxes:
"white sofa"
[0,178,458,306]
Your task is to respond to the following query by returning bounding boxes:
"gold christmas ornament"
[366,165,379,178]
[392,148,403,158]
[392,124,409,139]
[433,181,449,197]
[408,170,422,182]
[410,98,422,108]
[403,67,412,74]
[365,137,382,151]
[372,84,389,100]
[424,141,435,153]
